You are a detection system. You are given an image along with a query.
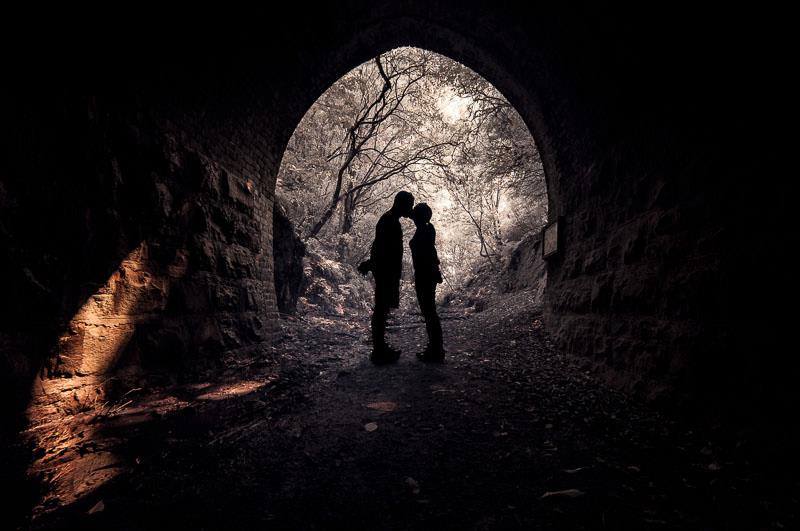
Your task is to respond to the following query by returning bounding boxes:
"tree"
[305,49,456,241]
[432,60,547,267]
[277,46,548,286]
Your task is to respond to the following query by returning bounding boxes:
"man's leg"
[371,281,399,362]
[371,300,390,350]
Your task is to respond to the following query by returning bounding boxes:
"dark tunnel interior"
[1,3,796,529]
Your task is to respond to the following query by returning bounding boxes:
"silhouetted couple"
[358,191,444,364]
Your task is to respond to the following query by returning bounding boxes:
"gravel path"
[25,291,798,529]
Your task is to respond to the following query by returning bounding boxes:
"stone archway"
[3,4,794,527]
[2,1,787,427]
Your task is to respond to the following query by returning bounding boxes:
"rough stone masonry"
[1,3,792,426]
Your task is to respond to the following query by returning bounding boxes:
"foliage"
[277,47,547,295]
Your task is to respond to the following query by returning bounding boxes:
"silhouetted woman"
[409,203,444,361]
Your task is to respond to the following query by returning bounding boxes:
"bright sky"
[437,88,471,123]
[432,188,454,211]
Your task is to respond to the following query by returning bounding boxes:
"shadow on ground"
[18,291,800,530]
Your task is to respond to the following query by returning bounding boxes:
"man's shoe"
[371,345,401,364]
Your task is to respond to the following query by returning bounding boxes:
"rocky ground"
[11,289,799,530]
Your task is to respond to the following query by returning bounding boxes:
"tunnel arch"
[266,14,563,219]
[4,2,788,430]
[3,6,793,526]
[273,44,551,315]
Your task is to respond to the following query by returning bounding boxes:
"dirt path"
[23,291,798,529]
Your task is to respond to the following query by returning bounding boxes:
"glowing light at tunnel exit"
[437,88,471,123]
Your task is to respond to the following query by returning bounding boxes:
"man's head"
[392,190,414,218]
[412,203,432,228]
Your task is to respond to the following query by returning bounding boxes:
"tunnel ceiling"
[1,2,793,421]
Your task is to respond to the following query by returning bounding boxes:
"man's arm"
[357,258,373,275]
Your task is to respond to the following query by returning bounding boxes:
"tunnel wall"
[1,96,279,416]
[1,3,792,421]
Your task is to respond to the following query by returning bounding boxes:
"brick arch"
[2,2,789,426]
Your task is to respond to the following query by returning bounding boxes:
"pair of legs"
[415,279,443,358]
[370,277,443,361]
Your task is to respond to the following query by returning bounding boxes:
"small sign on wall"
[542,218,561,259]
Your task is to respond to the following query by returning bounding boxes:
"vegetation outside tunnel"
[276,47,548,316]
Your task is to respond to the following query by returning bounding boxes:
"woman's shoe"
[416,347,444,363]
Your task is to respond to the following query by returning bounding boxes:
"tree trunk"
[307,200,339,239]
[340,183,355,234]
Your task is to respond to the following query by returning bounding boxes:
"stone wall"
[1,98,278,416]
[543,137,730,406]
[1,3,792,422]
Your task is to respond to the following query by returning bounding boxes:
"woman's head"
[412,203,432,227]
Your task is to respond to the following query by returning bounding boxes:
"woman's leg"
[416,281,443,354]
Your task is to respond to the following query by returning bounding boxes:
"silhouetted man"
[409,203,444,361]
[358,191,414,363]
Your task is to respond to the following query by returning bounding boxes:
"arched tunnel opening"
[1,4,796,529]
[273,47,549,353]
